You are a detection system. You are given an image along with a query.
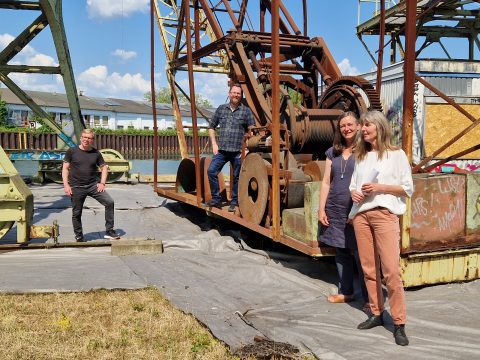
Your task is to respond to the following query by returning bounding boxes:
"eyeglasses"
[81,136,94,140]
[230,92,242,97]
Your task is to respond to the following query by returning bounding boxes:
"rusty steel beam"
[172,2,185,61]
[221,0,241,31]
[302,0,307,36]
[279,0,301,35]
[376,0,385,95]
[184,0,202,206]
[174,81,211,123]
[169,37,225,68]
[198,0,223,39]
[413,75,480,173]
[261,0,291,35]
[151,0,158,189]
[424,144,480,172]
[231,42,272,124]
[238,0,248,28]
[271,0,280,242]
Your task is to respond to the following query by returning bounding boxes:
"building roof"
[0,87,217,119]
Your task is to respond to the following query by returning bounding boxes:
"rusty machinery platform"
[150,1,480,288]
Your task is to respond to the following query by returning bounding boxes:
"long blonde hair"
[355,110,398,161]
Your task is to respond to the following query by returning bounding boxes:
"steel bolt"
[9,186,13,191]
[14,195,18,200]
[18,206,22,210]
[18,217,22,221]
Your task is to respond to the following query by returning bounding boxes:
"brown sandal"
[328,295,354,303]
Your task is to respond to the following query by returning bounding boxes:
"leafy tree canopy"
[143,87,212,108]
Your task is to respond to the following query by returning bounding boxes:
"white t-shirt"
[348,149,414,219]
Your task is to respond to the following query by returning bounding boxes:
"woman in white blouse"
[348,111,413,346]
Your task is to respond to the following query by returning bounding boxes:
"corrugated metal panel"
[423,77,472,97]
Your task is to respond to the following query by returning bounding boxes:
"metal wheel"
[318,76,383,116]
[97,149,126,183]
[238,153,270,225]
[0,221,14,239]
[263,86,298,150]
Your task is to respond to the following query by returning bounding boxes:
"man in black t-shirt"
[62,129,120,242]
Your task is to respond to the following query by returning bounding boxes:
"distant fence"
[0,132,213,156]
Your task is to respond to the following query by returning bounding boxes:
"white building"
[0,88,215,131]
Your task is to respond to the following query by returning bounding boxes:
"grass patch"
[0,288,312,359]
[0,288,237,359]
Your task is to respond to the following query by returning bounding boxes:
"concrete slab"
[111,238,163,256]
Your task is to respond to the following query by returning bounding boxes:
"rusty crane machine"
[153,0,382,256]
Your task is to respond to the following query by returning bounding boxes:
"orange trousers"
[353,208,407,325]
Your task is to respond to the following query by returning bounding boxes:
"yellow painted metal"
[0,146,33,243]
[401,248,480,287]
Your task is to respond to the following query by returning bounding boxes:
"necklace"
[340,154,351,179]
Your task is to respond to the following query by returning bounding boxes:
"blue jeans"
[71,183,115,238]
[207,150,241,205]
[336,247,369,303]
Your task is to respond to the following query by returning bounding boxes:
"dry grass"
[0,288,313,360]
[0,287,240,360]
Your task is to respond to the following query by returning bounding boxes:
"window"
[94,115,100,125]
[8,110,22,126]
[102,116,108,125]
[144,126,150,130]
[84,115,91,127]
[117,125,124,129]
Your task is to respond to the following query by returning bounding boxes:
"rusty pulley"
[238,153,270,225]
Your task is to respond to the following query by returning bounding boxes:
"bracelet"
[100,183,105,185]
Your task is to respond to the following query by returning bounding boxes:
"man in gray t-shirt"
[62,129,120,242]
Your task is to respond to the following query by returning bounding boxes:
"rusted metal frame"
[376,0,385,95]
[271,0,280,242]
[260,0,291,35]
[278,0,301,35]
[376,0,443,54]
[194,0,201,65]
[223,46,260,123]
[0,13,47,65]
[424,144,480,172]
[311,55,332,86]
[412,75,480,172]
[174,80,210,123]
[184,0,202,206]
[401,0,417,255]
[151,0,158,189]
[260,2,266,32]
[302,0,307,36]
[167,70,189,158]
[357,33,378,65]
[278,75,312,98]
[169,37,225,68]
[197,0,223,39]
[0,0,41,10]
[231,42,273,125]
[313,37,343,81]
[220,0,241,31]
[172,2,186,61]
[0,65,60,73]
[238,0,248,28]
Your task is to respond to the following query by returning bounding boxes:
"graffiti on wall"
[429,163,480,173]
[8,151,66,160]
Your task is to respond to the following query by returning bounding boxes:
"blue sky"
[0,1,472,107]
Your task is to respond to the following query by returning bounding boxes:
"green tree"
[0,92,8,128]
[143,86,212,107]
